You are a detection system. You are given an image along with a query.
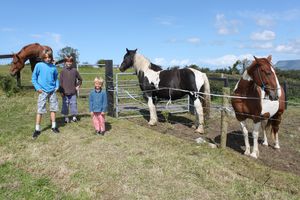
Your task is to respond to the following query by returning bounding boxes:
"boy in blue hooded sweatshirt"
[31,49,60,139]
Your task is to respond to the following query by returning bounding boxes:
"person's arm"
[59,70,64,94]
[31,64,42,92]
[89,91,93,113]
[76,71,83,87]
[54,67,59,91]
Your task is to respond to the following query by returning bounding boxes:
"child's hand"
[90,112,94,117]
[101,112,105,116]
[37,89,43,93]
[76,86,80,91]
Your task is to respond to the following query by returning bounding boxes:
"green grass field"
[0,65,300,199]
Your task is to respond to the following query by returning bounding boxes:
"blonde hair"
[94,77,104,84]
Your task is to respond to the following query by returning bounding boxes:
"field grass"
[0,65,300,199]
[0,86,300,199]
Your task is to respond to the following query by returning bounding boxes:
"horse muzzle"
[268,90,279,101]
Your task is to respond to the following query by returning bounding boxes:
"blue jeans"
[61,94,78,116]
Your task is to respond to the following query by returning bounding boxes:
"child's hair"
[94,77,104,84]
[42,49,53,61]
[64,55,74,63]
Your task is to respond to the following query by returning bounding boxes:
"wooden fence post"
[105,60,114,117]
[220,87,230,148]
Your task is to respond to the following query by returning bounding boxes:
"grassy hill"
[0,66,300,199]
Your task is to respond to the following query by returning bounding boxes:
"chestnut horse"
[231,55,285,158]
[9,43,53,85]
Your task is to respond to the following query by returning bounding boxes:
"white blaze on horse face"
[270,67,282,97]
[188,68,205,91]
[260,88,279,117]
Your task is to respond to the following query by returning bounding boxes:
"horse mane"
[150,63,162,71]
[134,53,163,72]
[18,43,40,54]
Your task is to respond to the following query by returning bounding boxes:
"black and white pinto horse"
[120,49,211,133]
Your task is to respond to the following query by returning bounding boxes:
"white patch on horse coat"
[242,70,252,81]
[271,67,282,97]
[260,88,279,117]
[187,68,204,91]
[134,53,160,89]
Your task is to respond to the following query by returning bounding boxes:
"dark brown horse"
[231,55,285,158]
[9,43,53,85]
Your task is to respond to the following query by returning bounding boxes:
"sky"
[1,0,300,69]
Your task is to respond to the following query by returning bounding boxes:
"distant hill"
[275,60,300,70]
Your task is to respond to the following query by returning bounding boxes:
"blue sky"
[1,0,300,69]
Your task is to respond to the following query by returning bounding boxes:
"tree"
[57,46,80,64]
[96,59,106,68]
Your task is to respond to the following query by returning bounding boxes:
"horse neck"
[17,45,41,61]
[133,53,152,73]
[234,71,256,94]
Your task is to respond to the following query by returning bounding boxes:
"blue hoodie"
[32,62,59,93]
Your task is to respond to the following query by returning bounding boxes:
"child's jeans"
[61,94,78,116]
[92,112,105,132]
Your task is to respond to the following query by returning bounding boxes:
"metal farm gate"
[114,72,190,118]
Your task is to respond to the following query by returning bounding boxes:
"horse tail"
[201,73,211,119]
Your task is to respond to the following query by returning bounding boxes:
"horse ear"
[126,48,129,52]
[267,55,272,62]
[134,49,137,53]
[253,56,258,62]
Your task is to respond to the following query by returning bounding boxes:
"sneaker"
[32,130,41,139]
[64,118,70,123]
[72,116,77,122]
[100,131,105,136]
[51,127,60,133]
[96,131,102,136]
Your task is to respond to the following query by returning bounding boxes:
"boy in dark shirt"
[59,56,83,123]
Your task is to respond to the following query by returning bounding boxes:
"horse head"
[119,48,137,72]
[248,55,280,100]
[10,53,24,76]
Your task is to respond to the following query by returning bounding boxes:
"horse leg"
[261,120,268,146]
[147,97,157,126]
[194,98,204,134]
[272,128,280,149]
[250,122,261,159]
[240,121,250,156]
[16,71,21,87]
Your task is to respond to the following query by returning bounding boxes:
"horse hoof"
[195,128,204,134]
[148,121,157,126]
[250,152,258,159]
[244,149,250,156]
[262,141,268,146]
[191,125,197,129]
[274,144,280,149]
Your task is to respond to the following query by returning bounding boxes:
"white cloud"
[153,57,166,66]
[170,59,190,66]
[156,16,176,26]
[1,27,14,32]
[201,54,253,67]
[274,44,294,53]
[252,42,273,49]
[250,30,276,41]
[215,14,240,35]
[187,37,200,44]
